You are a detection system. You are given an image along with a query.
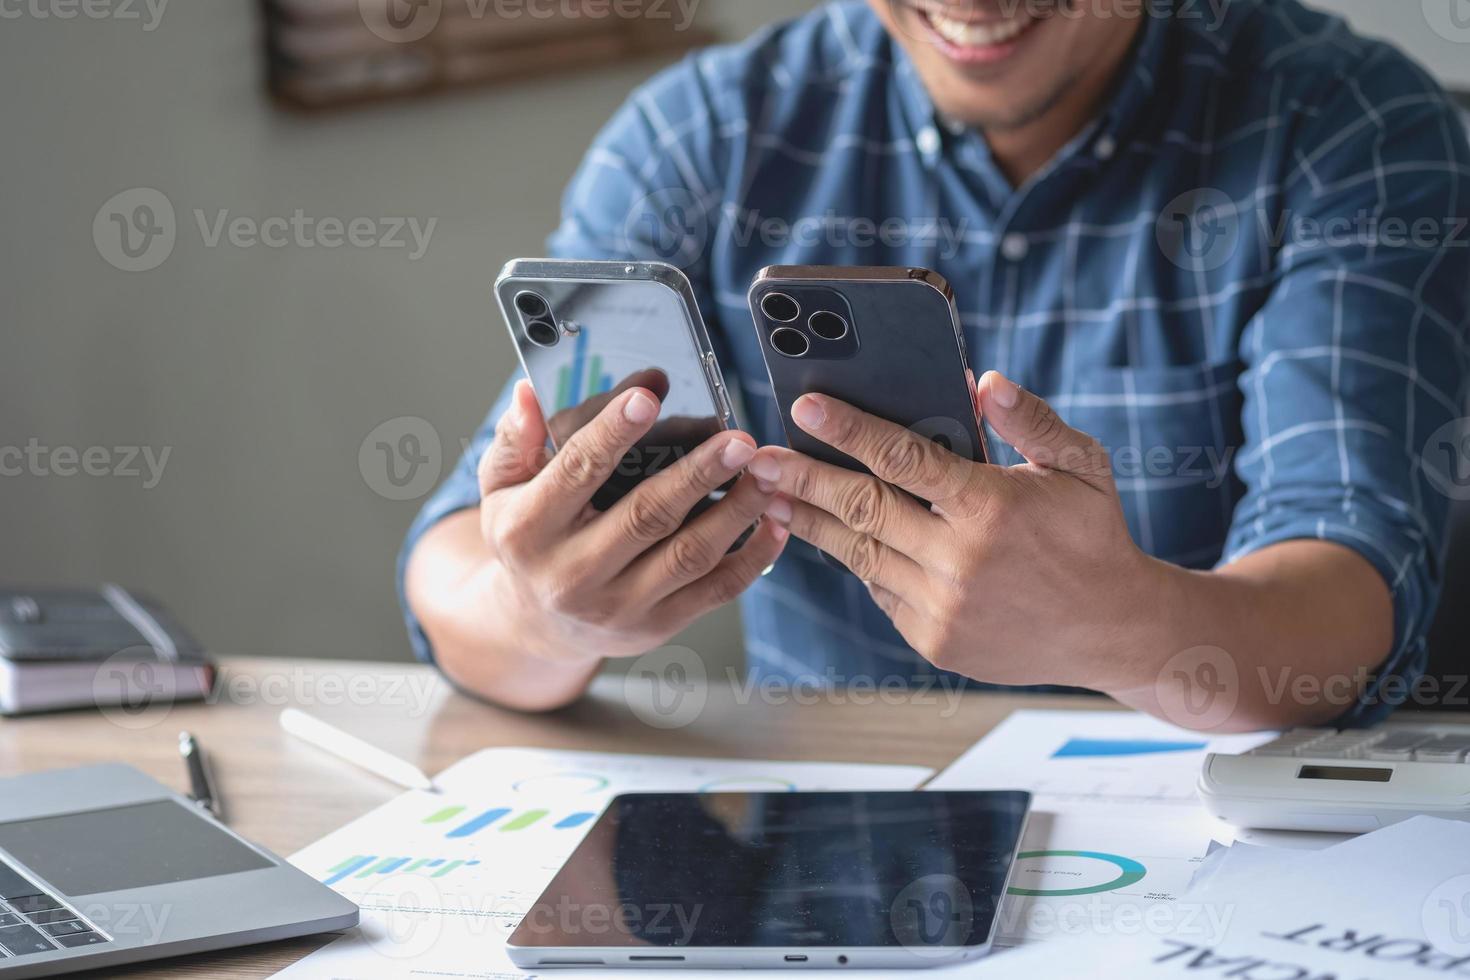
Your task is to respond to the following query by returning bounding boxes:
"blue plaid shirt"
[402,0,1470,724]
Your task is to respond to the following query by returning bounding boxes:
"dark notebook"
[0,586,214,716]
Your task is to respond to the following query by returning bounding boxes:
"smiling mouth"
[910,3,1044,63]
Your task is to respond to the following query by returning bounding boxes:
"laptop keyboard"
[0,858,108,959]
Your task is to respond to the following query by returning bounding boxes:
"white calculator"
[1198,724,1470,833]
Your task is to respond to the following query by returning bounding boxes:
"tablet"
[506,790,1031,970]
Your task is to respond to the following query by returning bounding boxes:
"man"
[400,0,1469,730]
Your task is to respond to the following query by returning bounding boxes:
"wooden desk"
[0,657,1105,978]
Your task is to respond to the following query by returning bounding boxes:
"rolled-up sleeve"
[1221,58,1470,725]
[395,54,729,664]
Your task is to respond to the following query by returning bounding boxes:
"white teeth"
[927,11,1029,47]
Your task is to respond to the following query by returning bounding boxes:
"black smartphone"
[748,265,987,481]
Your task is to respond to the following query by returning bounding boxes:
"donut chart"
[1006,850,1147,897]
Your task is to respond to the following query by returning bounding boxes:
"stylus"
[279,708,440,793]
[179,730,223,820]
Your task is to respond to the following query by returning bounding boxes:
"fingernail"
[721,439,755,469]
[770,524,790,544]
[748,455,781,483]
[624,390,657,424]
[792,396,826,430]
[990,372,1021,409]
[756,479,777,494]
[766,497,792,525]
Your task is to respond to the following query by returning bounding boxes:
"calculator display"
[1297,765,1393,782]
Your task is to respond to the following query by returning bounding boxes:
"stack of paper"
[989,816,1470,977]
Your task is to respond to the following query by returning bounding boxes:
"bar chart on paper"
[280,748,934,980]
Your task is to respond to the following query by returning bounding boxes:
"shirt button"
[1095,134,1117,160]
[1001,233,1029,261]
[916,126,940,156]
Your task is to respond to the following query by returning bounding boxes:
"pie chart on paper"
[1006,850,1148,896]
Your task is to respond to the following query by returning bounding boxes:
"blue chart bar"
[447,807,511,838]
[324,856,376,886]
[376,858,412,874]
[554,812,595,830]
[1052,738,1207,759]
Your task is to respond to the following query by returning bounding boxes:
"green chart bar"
[355,857,402,879]
[423,806,466,825]
[499,809,549,832]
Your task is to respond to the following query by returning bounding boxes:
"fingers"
[478,380,550,497]
[654,517,789,627]
[570,432,764,574]
[779,497,926,597]
[545,368,669,441]
[976,371,1113,487]
[619,473,779,601]
[746,446,936,550]
[518,386,662,533]
[785,393,978,506]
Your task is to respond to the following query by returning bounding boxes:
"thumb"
[478,379,550,496]
[976,371,1112,486]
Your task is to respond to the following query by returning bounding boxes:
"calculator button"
[1364,732,1434,760]
[0,923,55,956]
[53,931,107,948]
[1413,737,1470,762]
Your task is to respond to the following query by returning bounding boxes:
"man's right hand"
[473,378,789,667]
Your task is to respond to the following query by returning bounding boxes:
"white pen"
[278,708,439,793]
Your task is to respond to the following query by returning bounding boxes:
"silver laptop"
[0,763,357,977]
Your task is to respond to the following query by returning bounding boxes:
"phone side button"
[715,384,735,421]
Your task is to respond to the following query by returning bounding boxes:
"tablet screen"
[509,790,1030,951]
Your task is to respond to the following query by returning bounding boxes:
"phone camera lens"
[769,327,810,358]
[515,291,549,319]
[760,292,800,323]
[526,318,560,348]
[808,310,848,341]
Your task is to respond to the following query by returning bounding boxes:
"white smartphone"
[495,258,738,516]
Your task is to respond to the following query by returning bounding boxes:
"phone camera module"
[526,318,560,348]
[769,326,810,358]
[760,292,801,323]
[515,291,549,319]
[808,310,849,341]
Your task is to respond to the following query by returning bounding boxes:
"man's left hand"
[746,370,1165,693]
